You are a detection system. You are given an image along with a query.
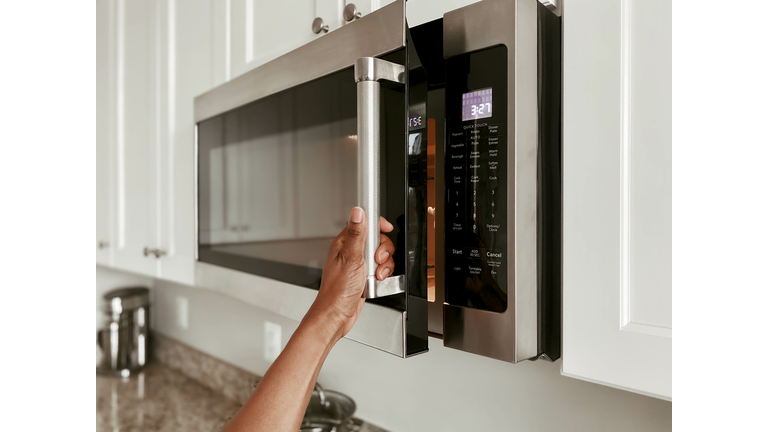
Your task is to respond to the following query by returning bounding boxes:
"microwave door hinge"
[355,57,405,299]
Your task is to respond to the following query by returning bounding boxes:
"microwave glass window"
[461,88,493,121]
[197,70,358,284]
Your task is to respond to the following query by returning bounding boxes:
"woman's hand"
[222,207,394,432]
[305,207,395,342]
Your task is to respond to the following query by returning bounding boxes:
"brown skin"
[221,207,395,432]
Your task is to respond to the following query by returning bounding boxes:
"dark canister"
[97,286,150,376]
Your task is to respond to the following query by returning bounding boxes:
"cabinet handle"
[312,17,329,34]
[355,57,406,299]
[343,4,362,22]
[143,247,167,259]
[98,241,109,249]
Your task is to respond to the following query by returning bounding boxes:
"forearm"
[222,308,340,432]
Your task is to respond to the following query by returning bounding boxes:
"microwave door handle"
[355,57,406,299]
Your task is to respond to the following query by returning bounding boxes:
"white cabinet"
[562,0,672,400]
[112,0,159,277]
[228,0,319,79]
[96,0,115,267]
[96,0,220,285]
[158,0,223,284]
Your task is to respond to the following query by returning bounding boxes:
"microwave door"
[194,0,428,358]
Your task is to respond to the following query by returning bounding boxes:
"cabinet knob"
[343,4,362,22]
[98,241,109,249]
[312,17,329,34]
[143,247,167,259]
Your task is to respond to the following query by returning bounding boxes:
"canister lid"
[103,286,149,313]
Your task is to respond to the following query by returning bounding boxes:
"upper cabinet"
[97,0,223,285]
[228,0,320,79]
[98,0,338,284]
[96,0,115,267]
[562,0,672,400]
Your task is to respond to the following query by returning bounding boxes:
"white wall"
[138,275,671,432]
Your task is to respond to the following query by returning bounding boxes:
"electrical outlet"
[264,321,282,362]
[176,296,188,330]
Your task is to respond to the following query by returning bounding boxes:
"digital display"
[462,88,493,121]
[409,102,426,131]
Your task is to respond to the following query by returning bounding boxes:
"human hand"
[305,207,395,342]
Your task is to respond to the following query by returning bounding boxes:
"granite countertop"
[96,334,388,432]
[96,362,241,432]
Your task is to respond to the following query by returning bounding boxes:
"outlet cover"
[264,321,282,361]
[176,296,189,329]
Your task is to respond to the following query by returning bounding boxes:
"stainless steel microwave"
[194,0,561,364]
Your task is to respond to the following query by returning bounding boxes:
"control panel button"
[485,123,505,136]
[486,136,502,147]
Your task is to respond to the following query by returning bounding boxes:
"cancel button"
[486,250,503,259]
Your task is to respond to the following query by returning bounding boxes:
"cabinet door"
[229,0,318,79]
[112,0,159,277]
[562,0,672,399]
[96,0,116,266]
[155,0,220,285]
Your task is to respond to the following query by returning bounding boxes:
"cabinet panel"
[112,0,158,277]
[626,0,672,330]
[228,0,320,78]
[229,0,318,79]
[562,0,672,400]
[97,0,115,266]
[157,0,217,285]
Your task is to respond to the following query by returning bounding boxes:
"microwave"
[194,0,561,364]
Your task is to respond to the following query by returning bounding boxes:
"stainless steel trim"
[194,124,199,261]
[366,275,405,298]
[194,0,406,123]
[354,57,405,84]
[194,262,406,357]
[355,57,405,299]
[442,0,540,363]
[538,0,558,14]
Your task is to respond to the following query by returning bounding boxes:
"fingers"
[376,233,395,264]
[379,216,394,233]
[375,233,395,280]
[376,255,395,281]
[339,207,367,263]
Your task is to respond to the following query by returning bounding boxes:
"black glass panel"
[197,62,407,289]
[444,45,509,313]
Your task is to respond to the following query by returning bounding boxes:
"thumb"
[340,207,367,263]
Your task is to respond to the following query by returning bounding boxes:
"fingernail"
[381,267,391,279]
[350,207,363,224]
[380,251,389,263]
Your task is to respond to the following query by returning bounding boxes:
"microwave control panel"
[444,45,508,313]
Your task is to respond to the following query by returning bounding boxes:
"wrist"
[300,305,344,347]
